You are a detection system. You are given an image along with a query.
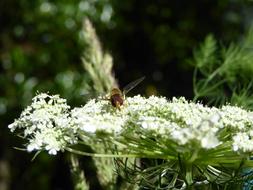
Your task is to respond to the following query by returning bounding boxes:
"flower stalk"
[70,154,89,190]
[80,17,119,189]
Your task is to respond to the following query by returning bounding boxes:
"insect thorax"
[110,88,122,96]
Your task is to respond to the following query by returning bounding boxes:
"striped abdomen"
[110,94,124,108]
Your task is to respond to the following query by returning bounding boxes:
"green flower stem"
[70,154,89,190]
[185,164,193,187]
[66,147,170,159]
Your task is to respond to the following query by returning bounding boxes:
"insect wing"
[123,76,145,95]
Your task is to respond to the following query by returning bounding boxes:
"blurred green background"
[1,0,253,189]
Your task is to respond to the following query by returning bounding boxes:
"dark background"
[1,0,252,189]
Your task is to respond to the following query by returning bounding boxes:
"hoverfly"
[108,76,145,109]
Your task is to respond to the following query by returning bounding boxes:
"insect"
[109,76,145,109]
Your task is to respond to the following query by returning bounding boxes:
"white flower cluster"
[71,99,127,133]
[72,95,253,152]
[9,93,253,155]
[8,93,77,155]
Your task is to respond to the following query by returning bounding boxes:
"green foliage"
[1,0,114,109]
[193,28,253,108]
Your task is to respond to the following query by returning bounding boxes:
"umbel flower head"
[9,93,77,155]
[8,93,253,156]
